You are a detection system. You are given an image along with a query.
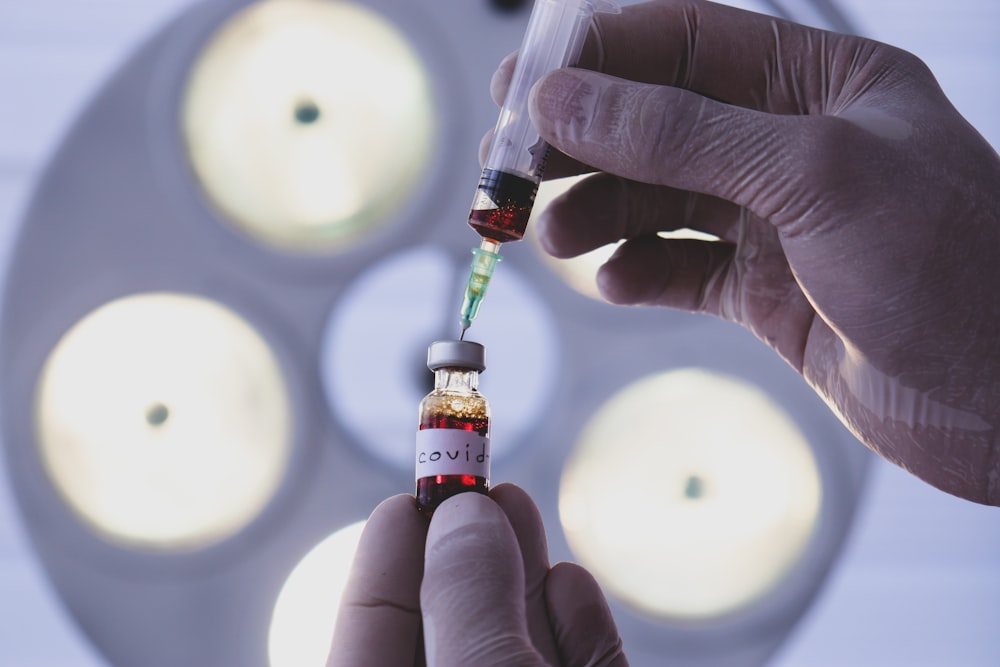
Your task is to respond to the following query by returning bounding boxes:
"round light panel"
[559,368,822,621]
[34,292,293,550]
[182,0,435,251]
[268,521,365,667]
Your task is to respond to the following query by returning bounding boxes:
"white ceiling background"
[0,1,997,665]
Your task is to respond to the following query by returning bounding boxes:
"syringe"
[458,0,620,337]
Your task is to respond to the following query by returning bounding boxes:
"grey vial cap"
[427,340,486,372]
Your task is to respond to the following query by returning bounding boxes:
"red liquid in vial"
[416,412,489,516]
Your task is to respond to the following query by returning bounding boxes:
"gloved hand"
[491,0,1000,504]
[327,484,628,666]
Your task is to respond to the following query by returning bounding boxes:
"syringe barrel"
[482,0,598,182]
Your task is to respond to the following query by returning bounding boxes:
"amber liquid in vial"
[415,395,489,516]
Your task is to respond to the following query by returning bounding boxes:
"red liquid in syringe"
[467,169,539,244]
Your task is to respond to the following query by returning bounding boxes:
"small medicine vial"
[415,340,490,516]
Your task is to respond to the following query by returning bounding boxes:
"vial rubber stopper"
[427,340,486,372]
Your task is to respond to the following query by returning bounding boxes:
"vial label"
[415,428,490,478]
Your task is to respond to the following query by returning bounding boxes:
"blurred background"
[0,1,998,666]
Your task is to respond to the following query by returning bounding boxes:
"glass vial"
[415,340,490,516]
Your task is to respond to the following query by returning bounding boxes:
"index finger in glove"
[580,0,908,115]
[493,1,891,112]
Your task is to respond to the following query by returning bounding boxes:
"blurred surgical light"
[34,293,292,550]
[559,368,822,620]
[268,521,365,667]
[182,0,435,251]
[0,0,886,664]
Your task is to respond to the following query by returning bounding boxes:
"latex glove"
[327,484,628,666]
[491,0,1000,504]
